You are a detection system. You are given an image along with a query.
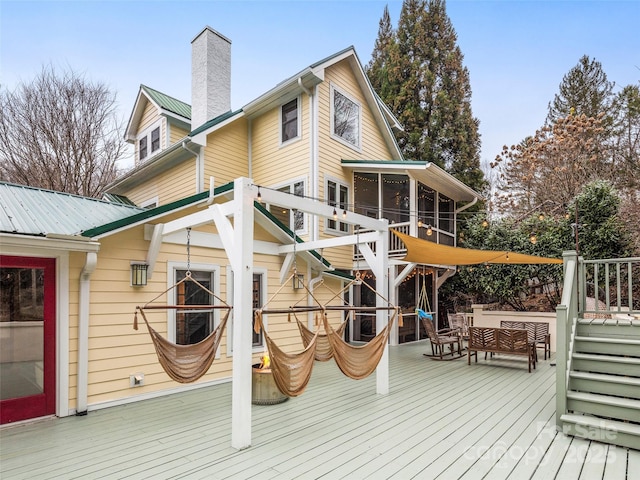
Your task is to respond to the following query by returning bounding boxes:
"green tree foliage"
[546,55,615,127]
[455,181,631,311]
[612,84,640,189]
[366,0,486,195]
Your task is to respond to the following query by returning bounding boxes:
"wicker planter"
[251,364,288,405]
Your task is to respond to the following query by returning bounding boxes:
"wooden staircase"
[560,317,640,449]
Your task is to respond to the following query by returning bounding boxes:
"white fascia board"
[124,89,149,142]
[257,188,387,232]
[0,233,100,253]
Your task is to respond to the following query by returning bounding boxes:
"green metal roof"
[83,181,234,237]
[141,85,191,120]
[0,182,145,237]
[190,109,243,137]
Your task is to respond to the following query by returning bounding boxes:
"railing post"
[556,250,578,429]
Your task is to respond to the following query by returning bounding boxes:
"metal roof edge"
[83,182,234,238]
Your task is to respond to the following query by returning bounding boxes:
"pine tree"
[366,0,486,195]
[546,55,615,126]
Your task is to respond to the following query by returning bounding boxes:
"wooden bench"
[500,320,550,360]
[467,326,535,372]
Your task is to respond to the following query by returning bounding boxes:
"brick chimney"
[191,26,231,130]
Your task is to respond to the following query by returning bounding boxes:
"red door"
[1,256,56,424]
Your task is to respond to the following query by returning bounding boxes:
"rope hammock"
[415,267,433,321]
[256,270,400,395]
[133,228,232,384]
[321,273,399,380]
[253,269,325,396]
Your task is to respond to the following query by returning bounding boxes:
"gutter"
[77,252,97,415]
[182,140,202,193]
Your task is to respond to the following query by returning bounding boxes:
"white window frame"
[279,96,301,147]
[226,266,267,355]
[139,196,159,209]
[268,177,308,235]
[325,176,350,235]
[166,261,220,349]
[330,83,362,151]
[136,120,163,162]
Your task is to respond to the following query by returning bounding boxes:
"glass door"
[0,256,56,424]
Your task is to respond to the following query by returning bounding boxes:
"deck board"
[1,342,637,479]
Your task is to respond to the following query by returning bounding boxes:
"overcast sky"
[2,0,638,171]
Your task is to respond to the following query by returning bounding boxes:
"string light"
[332,208,337,220]
[417,219,423,228]
[530,233,537,244]
[426,225,433,236]
[256,187,262,203]
[342,209,347,219]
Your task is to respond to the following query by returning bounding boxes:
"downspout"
[77,252,97,415]
[182,140,202,194]
[298,78,318,242]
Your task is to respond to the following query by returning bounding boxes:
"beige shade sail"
[392,230,563,266]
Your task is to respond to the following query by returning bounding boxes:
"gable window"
[281,98,299,144]
[139,137,148,160]
[326,178,349,234]
[173,268,216,345]
[151,127,160,152]
[270,180,306,233]
[137,122,162,162]
[331,85,361,150]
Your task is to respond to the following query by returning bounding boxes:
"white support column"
[230,177,255,450]
[374,228,389,394]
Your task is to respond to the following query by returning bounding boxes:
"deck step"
[576,319,640,340]
[560,413,640,450]
[566,390,640,423]
[569,371,640,399]
[574,335,640,357]
[571,352,640,376]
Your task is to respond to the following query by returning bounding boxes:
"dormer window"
[280,98,300,145]
[137,122,162,162]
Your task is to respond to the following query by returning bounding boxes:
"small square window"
[151,127,160,152]
[139,137,148,160]
[281,99,299,143]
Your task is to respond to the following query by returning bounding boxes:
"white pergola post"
[230,177,255,449]
[374,228,389,394]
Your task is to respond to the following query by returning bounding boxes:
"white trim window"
[326,177,350,234]
[280,97,300,145]
[137,121,162,162]
[269,179,307,233]
[331,84,361,150]
[227,267,266,353]
[167,262,219,346]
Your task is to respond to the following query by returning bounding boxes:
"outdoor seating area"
[2,342,638,479]
[421,315,463,360]
[501,320,551,360]
[468,326,536,372]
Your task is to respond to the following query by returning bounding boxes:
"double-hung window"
[281,98,300,144]
[326,179,349,234]
[270,180,306,233]
[173,268,216,345]
[137,124,161,162]
[331,85,361,150]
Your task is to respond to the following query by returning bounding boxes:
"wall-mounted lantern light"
[131,262,148,287]
[292,273,304,290]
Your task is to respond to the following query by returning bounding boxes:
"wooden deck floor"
[1,342,638,479]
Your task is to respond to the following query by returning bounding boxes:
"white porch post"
[375,228,389,394]
[231,177,255,449]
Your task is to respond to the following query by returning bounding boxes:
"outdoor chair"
[447,313,469,342]
[421,316,463,360]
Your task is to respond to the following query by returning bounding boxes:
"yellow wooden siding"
[75,220,348,408]
[315,60,395,268]
[203,119,249,187]
[169,123,189,145]
[252,99,311,187]
[123,159,197,206]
